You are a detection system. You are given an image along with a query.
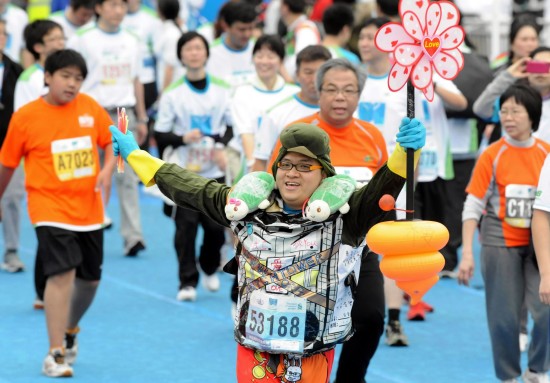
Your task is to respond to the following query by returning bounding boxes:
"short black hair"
[94,0,127,19]
[222,1,257,26]
[45,49,88,79]
[70,0,94,10]
[282,0,306,14]
[23,20,63,60]
[322,4,354,36]
[499,83,542,131]
[95,0,127,5]
[296,45,331,70]
[157,0,180,20]
[376,0,398,18]
[358,16,391,32]
[177,31,210,62]
[530,46,550,59]
[252,34,285,61]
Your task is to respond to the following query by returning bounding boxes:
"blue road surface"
[0,186,536,382]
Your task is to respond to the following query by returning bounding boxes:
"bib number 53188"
[245,291,306,353]
[248,310,301,338]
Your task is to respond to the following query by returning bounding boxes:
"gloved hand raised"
[395,117,426,151]
[109,125,140,161]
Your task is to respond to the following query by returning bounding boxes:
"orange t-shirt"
[466,137,550,247]
[0,93,113,229]
[269,113,388,178]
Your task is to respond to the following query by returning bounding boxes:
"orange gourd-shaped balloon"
[366,195,449,304]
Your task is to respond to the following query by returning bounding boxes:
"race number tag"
[418,147,438,182]
[186,136,215,172]
[505,184,536,228]
[246,290,306,353]
[51,136,95,181]
[100,54,131,85]
[417,108,438,182]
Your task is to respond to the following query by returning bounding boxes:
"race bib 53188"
[245,290,306,353]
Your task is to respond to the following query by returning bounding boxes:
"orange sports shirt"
[467,137,550,247]
[269,113,388,175]
[0,93,113,229]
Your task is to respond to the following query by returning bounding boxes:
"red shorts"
[236,344,335,383]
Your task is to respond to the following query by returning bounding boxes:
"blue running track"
[0,187,535,383]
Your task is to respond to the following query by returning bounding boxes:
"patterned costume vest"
[232,210,364,356]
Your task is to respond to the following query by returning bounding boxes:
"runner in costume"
[110,119,426,382]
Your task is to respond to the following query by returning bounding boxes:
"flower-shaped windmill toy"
[366,0,465,304]
[374,0,465,101]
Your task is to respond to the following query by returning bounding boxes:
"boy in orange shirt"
[0,49,114,378]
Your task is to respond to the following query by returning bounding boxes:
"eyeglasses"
[499,109,527,118]
[277,162,323,172]
[320,87,360,98]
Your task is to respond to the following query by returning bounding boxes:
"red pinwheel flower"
[374,0,465,101]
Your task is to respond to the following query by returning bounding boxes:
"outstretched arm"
[110,126,231,226]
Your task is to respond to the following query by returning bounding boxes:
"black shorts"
[36,226,103,280]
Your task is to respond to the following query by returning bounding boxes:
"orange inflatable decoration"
[366,195,449,304]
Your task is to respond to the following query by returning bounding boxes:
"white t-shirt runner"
[67,24,141,108]
[154,74,232,179]
[14,63,47,111]
[153,19,186,92]
[534,154,550,213]
[357,72,459,181]
[49,10,93,40]
[122,6,162,85]
[206,36,255,90]
[229,75,299,153]
[414,77,460,182]
[533,98,550,144]
[356,73,407,155]
[2,4,27,63]
[254,94,319,162]
[448,118,478,159]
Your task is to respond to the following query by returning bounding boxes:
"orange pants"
[236,344,335,383]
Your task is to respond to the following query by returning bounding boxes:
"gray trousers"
[2,164,25,251]
[481,245,550,380]
[107,109,144,251]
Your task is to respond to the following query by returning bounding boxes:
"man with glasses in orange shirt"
[270,58,388,178]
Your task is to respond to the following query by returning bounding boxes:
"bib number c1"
[505,184,536,228]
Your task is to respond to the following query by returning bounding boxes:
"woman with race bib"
[458,83,550,383]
